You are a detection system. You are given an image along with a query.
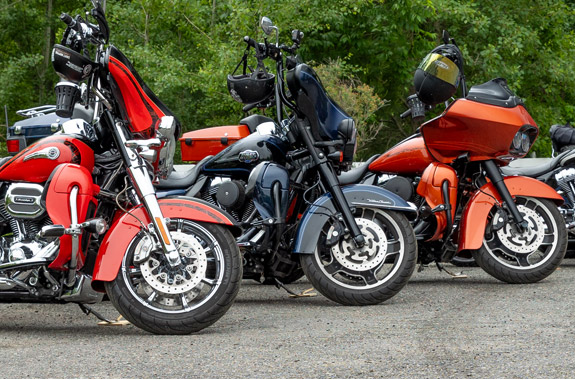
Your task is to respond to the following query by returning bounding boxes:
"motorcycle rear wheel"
[105,220,241,335]
[300,208,417,306]
[471,196,567,283]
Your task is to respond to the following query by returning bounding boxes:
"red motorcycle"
[346,32,567,282]
[0,1,242,334]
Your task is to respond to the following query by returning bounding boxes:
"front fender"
[91,197,239,291]
[293,184,417,254]
[458,176,563,252]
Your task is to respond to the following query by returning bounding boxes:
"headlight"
[512,131,523,151]
[509,124,538,157]
[521,132,531,152]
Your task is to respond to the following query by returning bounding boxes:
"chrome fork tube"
[113,121,181,267]
[66,186,80,287]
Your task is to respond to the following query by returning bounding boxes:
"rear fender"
[293,184,417,254]
[458,176,563,252]
[91,197,239,290]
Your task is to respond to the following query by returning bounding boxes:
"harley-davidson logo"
[238,150,259,164]
[23,147,61,162]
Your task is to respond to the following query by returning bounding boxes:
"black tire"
[300,208,417,306]
[105,220,242,335]
[471,196,567,283]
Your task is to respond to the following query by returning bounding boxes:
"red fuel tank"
[369,135,433,176]
[0,136,95,183]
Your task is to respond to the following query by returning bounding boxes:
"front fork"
[297,122,365,247]
[483,160,527,231]
[112,120,181,268]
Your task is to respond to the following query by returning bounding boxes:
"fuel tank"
[203,132,289,176]
[369,134,433,176]
[0,136,95,183]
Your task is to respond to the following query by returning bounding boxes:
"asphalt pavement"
[1,259,574,378]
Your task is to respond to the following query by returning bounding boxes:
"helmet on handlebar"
[413,44,463,105]
[227,71,275,105]
[227,50,275,105]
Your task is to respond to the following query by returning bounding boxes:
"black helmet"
[227,70,275,105]
[227,48,275,105]
[413,44,463,105]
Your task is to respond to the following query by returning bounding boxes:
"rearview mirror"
[260,17,275,36]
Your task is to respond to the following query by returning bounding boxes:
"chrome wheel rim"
[315,209,405,290]
[484,197,559,270]
[122,220,224,314]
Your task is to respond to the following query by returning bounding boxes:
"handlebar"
[60,13,76,27]
[243,36,257,49]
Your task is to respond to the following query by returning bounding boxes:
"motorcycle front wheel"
[105,219,242,335]
[471,196,567,283]
[300,208,417,306]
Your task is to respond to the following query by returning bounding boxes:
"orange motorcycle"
[345,32,567,282]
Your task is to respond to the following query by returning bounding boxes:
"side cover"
[45,164,100,270]
[91,197,240,291]
[292,184,417,254]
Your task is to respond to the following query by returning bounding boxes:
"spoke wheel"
[105,220,241,334]
[472,196,567,283]
[301,208,417,305]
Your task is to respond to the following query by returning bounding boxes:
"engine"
[0,183,57,291]
[554,167,575,229]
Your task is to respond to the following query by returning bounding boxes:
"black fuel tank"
[203,132,289,176]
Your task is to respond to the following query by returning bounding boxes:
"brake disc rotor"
[330,218,388,271]
[139,231,207,294]
[495,205,545,254]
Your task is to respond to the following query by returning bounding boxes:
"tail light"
[6,139,20,155]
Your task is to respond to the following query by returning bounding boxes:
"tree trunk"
[40,0,53,104]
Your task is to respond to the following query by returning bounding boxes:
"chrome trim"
[5,183,45,219]
[23,147,60,162]
[0,241,58,270]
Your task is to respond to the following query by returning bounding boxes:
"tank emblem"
[23,147,61,162]
[238,150,259,164]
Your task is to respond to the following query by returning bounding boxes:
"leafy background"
[1,0,575,159]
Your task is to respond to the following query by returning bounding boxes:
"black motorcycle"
[501,123,575,243]
[157,17,419,306]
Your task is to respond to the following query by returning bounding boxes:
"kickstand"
[78,304,131,326]
[435,262,468,279]
[78,303,114,323]
[274,279,317,298]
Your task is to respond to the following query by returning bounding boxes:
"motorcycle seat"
[500,149,575,177]
[337,155,380,185]
[239,114,275,133]
[156,155,213,189]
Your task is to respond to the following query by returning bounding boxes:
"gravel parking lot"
[1,259,574,378]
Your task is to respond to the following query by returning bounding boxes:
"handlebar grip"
[243,36,257,48]
[242,103,258,112]
[400,109,412,119]
[60,13,75,27]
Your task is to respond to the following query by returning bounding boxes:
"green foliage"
[314,59,388,159]
[1,0,575,160]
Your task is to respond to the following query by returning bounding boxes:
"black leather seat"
[338,155,380,185]
[239,114,274,133]
[156,155,213,189]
